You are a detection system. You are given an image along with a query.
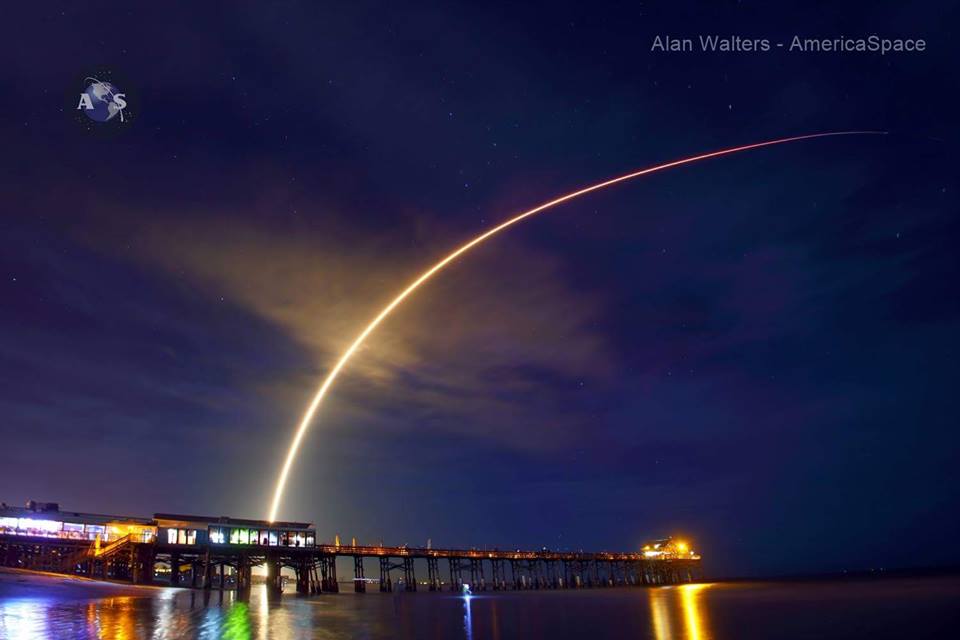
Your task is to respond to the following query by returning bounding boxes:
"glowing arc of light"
[268,130,883,521]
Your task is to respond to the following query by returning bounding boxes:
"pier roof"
[153,513,313,529]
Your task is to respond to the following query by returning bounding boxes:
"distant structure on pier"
[0,501,702,596]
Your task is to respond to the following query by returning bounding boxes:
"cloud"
[117,211,615,452]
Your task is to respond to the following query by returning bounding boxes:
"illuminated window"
[229,528,240,545]
[268,531,278,546]
[85,525,104,541]
[0,517,17,530]
[167,529,178,544]
[18,518,62,534]
[306,534,315,547]
[280,531,290,546]
[238,529,249,544]
[294,532,306,547]
[259,530,270,546]
[177,529,186,545]
[209,527,225,544]
[186,529,197,545]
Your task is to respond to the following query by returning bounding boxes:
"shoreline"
[2,565,956,603]
[0,566,174,600]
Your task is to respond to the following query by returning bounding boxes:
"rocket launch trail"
[267,130,884,521]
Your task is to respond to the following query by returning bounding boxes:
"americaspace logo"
[76,75,131,127]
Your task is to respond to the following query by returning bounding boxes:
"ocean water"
[0,572,957,639]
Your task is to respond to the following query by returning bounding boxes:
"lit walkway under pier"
[0,501,702,596]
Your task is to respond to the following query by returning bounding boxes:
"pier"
[0,501,702,596]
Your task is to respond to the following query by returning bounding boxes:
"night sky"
[3,2,958,578]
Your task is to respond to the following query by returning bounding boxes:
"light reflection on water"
[648,584,712,640]
[1,599,50,639]
[0,576,956,640]
[463,593,473,640]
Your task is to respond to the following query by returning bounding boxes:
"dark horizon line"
[711,564,960,584]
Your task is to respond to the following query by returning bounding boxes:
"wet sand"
[0,567,166,601]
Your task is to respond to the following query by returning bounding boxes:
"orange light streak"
[268,131,884,521]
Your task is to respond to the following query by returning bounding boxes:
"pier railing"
[319,543,699,562]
